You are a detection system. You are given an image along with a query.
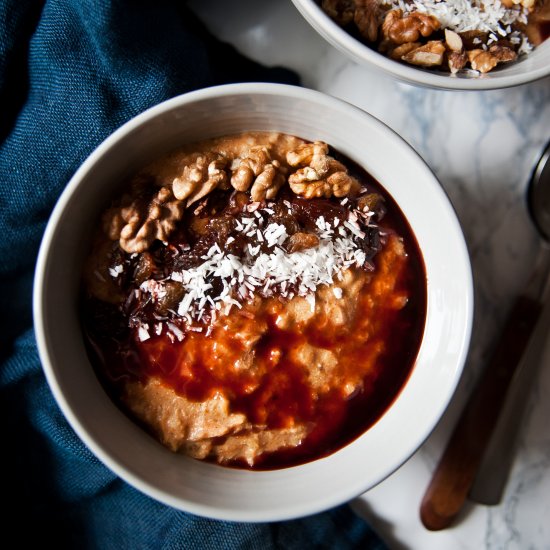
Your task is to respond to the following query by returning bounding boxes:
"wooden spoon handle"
[420,295,542,531]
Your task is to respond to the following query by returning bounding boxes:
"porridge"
[81,132,426,469]
[320,0,550,75]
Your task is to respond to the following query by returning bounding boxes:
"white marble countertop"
[190,1,550,548]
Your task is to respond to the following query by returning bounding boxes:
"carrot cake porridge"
[81,132,426,469]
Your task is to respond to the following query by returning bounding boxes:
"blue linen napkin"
[0,1,388,547]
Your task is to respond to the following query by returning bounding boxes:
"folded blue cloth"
[0,1,388,547]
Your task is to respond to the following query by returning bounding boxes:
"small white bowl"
[291,0,550,90]
[33,83,473,521]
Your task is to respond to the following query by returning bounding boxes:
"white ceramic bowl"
[33,83,473,522]
[291,0,550,90]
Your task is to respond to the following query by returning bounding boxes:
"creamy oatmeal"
[81,132,426,469]
[320,0,550,75]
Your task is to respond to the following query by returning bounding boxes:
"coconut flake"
[108,264,124,278]
[138,324,150,342]
[381,0,530,39]
[156,196,379,324]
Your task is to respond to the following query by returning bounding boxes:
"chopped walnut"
[250,161,287,202]
[286,232,320,254]
[401,40,445,66]
[320,0,543,76]
[287,177,328,199]
[322,0,355,26]
[287,141,361,199]
[287,141,329,167]
[104,186,185,253]
[388,42,421,60]
[288,169,360,199]
[381,9,440,45]
[231,146,287,201]
[488,44,518,63]
[354,0,380,42]
[231,146,271,191]
[468,49,498,73]
[444,29,467,73]
[468,45,517,73]
[172,153,229,206]
[326,171,361,197]
[448,50,468,74]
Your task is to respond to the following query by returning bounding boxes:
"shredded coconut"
[381,0,530,41]
[138,324,150,342]
[108,264,124,278]
[138,204,376,325]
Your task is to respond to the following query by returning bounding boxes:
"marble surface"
[189,1,550,548]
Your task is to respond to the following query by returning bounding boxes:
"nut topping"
[321,0,543,76]
[250,162,286,202]
[448,50,468,74]
[468,45,517,73]
[321,0,355,26]
[382,9,440,45]
[231,146,287,202]
[287,141,361,199]
[102,137,365,253]
[286,141,330,167]
[388,41,422,60]
[489,44,518,63]
[401,40,446,66]
[104,186,185,253]
[444,29,467,73]
[173,153,229,206]
[444,29,463,52]
[231,146,271,191]
[354,0,381,42]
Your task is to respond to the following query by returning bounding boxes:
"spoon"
[419,141,550,531]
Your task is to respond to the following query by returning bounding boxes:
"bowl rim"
[33,82,474,521]
[290,0,550,91]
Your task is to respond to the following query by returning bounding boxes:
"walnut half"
[172,153,229,207]
[401,40,445,67]
[468,45,517,73]
[381,9,440,46]
[286,141,361,199]
[231,146,287,202]
[103,186,185,253]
